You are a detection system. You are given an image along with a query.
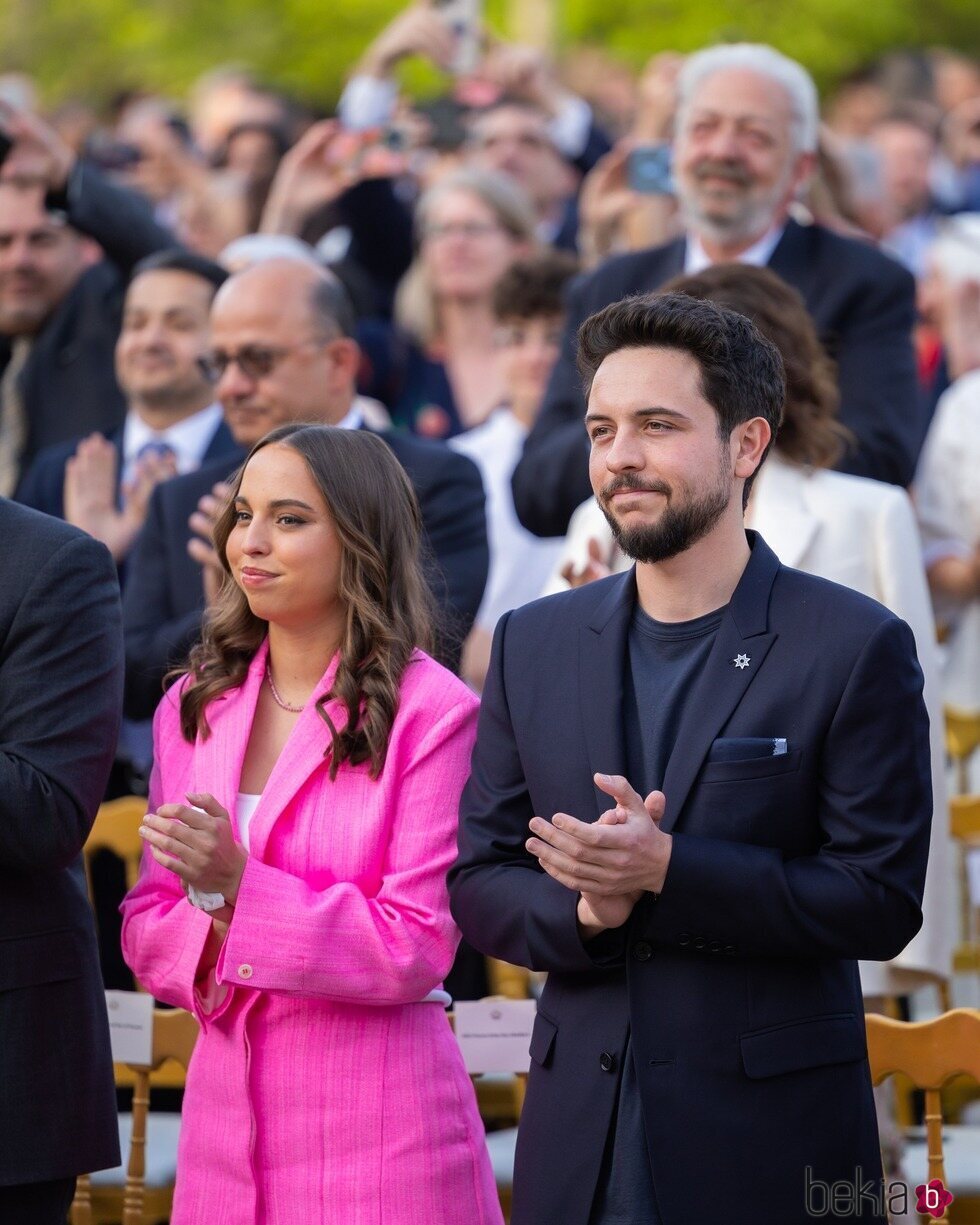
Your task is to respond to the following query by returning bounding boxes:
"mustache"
[600,474,671,501]
[692,159,751,186]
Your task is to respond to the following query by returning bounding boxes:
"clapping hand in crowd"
[560,536,615,588]
[63,434,177,562]
[187,479,233,605]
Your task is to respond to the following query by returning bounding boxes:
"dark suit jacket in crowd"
[512,219,923,536]
[0,162,174,484]
[0,499,122,1185]
[123,428,489,719]
[14,417,238,524]
[449,532,931,1225]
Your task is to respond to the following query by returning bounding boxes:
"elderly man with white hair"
[512,43,924,537]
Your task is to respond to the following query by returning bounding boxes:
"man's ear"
[733,417,772,481]
[790,149,818,199]
[325,337,361,388]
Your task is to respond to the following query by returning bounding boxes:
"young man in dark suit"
[0,498,123,1223]
[123,257,488,719]
[511,43,924,537]
[450,293,932,1225]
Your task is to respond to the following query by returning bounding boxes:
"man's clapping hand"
[526,772,672,936]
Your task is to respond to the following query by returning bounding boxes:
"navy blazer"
[449,533,931,1225]
[122,429,489,719]
[14,416,238,523]
[0,500,122,1183]
[512,219,923,536]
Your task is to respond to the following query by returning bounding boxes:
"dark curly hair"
[178,424,436,779]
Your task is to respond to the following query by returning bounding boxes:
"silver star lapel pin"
[733,653,751,670]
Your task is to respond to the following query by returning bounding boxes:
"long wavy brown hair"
[178,424,437,779]
[663,264,854,470]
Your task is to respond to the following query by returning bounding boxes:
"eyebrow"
[233,496,317,512]
[584,407,692,426]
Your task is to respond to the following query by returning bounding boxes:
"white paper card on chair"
[967,850,980,907]
[105,990,154,1065]
[454,999,537,1074]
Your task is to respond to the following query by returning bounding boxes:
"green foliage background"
[0,0,976,109]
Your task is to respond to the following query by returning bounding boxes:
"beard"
[677,157,795,247]
[598,470,732,564]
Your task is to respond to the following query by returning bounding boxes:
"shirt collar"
[684,224,786,274]
[122,402,224,475]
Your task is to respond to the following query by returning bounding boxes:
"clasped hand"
[140,792,247,905]
[526,772,671,932]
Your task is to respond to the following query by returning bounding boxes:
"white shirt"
[122,402,224,483]
[236,792,262,852]
[451,407,565,629]
[684,224,785,274]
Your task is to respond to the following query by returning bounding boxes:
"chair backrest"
[83,795,148,899]
[71,1007,199,1225]
[946,706,980,795]
[866,1008,980,1220]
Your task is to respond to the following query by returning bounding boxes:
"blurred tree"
[0,0,975,110]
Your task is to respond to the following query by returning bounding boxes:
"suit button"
[633,941,654,962]
[599,1051,617,1073]
[679,932,691,947]
[237,964,254,979]
[724,945,736,956]
[693,937,706,951]
[709,941,722,954]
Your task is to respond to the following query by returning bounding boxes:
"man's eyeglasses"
[199,344,297,383]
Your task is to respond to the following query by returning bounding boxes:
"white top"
[450,408,565,629]
[236,792,262,852]
[121,401,224,483]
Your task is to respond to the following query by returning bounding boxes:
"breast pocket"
[699,747,804,784]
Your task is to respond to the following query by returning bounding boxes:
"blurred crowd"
[1,18,978,778]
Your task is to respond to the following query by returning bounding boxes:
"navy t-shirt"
[588,601,725,1225]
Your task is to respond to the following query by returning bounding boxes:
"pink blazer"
[121,642,502,1225]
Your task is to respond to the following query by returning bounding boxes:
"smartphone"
[627,145,674,195]
[431,0,482,76]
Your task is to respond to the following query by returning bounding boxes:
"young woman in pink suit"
[121,424,502,1225]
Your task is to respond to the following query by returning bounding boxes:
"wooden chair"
[71,1008,199,1225]
[950,796,980,977]
[866,1009,980,1222]
[82,795,148,901]
[947,707,980,797]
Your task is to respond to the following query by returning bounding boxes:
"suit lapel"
[658,534,781,834]
[193,643,268,840]
[578,570,634,818]
[241,650,346,861]
[192,639,344,855]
